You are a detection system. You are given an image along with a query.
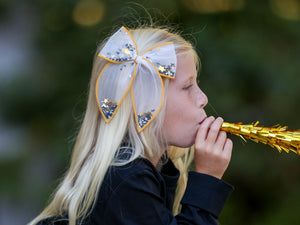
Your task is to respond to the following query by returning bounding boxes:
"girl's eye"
[183,84,193,90]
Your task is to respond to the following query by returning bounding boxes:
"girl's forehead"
[174,54,197,81]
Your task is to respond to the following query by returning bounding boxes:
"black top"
[37,158,233,225]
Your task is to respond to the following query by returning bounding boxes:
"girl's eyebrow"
[183,76,194,83]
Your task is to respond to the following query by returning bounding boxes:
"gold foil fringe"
[221,121,300,155]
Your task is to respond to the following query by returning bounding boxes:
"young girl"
[30,25,233,225]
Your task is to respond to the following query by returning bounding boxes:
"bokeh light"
[72,0,105,26]
[270,0,300,20]
[181,0,245,13]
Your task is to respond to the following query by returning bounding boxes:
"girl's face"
[163,53,208,147]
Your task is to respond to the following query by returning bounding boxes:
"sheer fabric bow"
[96,26,177,132]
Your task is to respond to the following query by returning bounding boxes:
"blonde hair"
[29,26,200,225]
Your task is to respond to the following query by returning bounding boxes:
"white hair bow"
[96,26,177,132]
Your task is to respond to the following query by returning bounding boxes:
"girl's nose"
[198,88,208,108]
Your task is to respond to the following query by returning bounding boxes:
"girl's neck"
[150,150,168,171]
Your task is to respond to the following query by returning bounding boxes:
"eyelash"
[183,84,193,90]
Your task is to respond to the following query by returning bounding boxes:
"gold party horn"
[221,121,300,155]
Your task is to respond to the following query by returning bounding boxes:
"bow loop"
[98,26,137,63]
[142,43,176,78]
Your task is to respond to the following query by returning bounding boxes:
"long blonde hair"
[29,26,200,225]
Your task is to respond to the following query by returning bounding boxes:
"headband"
[95,26,177,132]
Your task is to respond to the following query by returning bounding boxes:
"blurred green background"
[0,0,300,224]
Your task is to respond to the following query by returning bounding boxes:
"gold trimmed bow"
[96,26,177,132]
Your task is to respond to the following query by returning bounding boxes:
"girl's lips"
[199,117,207,125]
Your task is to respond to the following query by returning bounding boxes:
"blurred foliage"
[0,0,300,224]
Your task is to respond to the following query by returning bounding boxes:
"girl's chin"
[168,130,197,148]
[177,138,196,148]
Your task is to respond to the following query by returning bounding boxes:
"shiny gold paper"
[221,122,300,155]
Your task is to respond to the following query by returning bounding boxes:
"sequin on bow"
[105,43,136,62]
[137,111,154,129]
[157,63,176,77]
[100,98,118,120]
